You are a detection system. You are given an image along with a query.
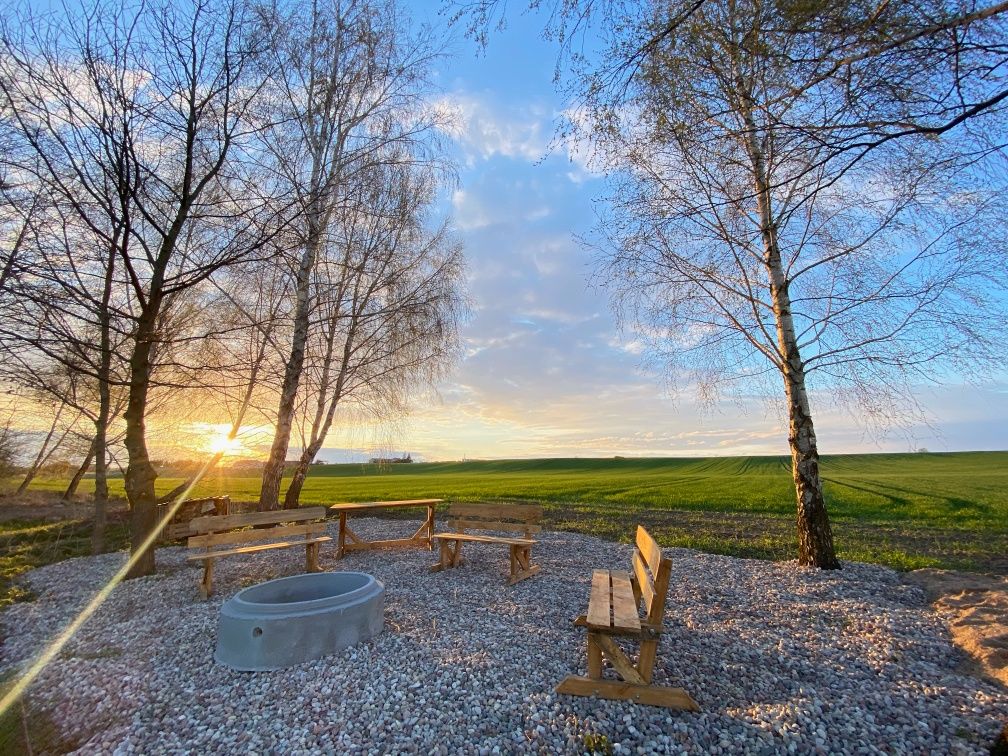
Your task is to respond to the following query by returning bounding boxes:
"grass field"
[20,451,1008,573]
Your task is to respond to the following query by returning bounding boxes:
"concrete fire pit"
[215,571,384,671]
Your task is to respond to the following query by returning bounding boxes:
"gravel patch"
[2,518,1006,754]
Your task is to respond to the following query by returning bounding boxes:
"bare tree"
[282,159,465,508]
[1,0,276,576]
[256,0,451,510]
[455,0,1008,568]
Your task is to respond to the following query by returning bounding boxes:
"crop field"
[22,451,1008,573]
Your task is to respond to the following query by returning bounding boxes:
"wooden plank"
[446,518,543,534]
[555,676,700,711]
[587,635,602,679]
[432,532,535,546]
[633,550,657,617]
[186,536,332,561]
[636,525,663,577]
[187,523,324,549]
[593,633,645,684]
[342,536,430,552]
[447,503,543,520]
[586,570,612,629]
[190,507,327,534]
[609,570,642,633]
[506,565,540,585]
[328,499,444,512]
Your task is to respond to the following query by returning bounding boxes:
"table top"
[328,499,444,512]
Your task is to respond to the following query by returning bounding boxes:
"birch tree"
[282,159,464,508]
[456,0,1008,568]
[256,0,450,509]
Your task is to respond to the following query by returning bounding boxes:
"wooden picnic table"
[328,499,445,559]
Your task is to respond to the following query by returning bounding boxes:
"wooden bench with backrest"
[430,502,542,585]
[186,507,331,598]
[555,525,700,710]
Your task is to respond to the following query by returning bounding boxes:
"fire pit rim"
[227,571,379,617]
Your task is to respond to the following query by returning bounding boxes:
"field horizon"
[15,449,1007,573]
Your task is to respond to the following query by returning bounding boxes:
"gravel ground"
[2,518,1006,755]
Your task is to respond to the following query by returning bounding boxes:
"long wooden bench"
[186,507,331,598]
[555,525,700,710]
[430,503,542,585]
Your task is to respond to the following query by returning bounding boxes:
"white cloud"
[434,94,550,164]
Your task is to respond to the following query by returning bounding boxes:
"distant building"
[368,454,413,465]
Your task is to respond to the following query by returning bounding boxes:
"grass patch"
[0,518,129,609]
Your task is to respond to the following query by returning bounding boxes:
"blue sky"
[322,1,1008,461]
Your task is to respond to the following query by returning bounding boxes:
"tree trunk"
[62,438,95,501]
[260,235,321,510]
[282,438,325,509]
[739,80,840,569]
[123,305,160,578]
[93,238,117,554]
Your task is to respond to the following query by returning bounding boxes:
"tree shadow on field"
[822,477,992,520]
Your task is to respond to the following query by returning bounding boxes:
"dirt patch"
[903,569,1008,689]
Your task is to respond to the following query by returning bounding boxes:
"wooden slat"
[633,550,657,617]
[586,570,612,629]
[446,518,542,534]
[328,499,443,512]
[609,570,641,633]
[447,503,543,520]
[636,525,663,577]
[187,523,324,549]
[190,507,327,534]
[555,676,701,711]
[343,536,430,551]
[186,536,332,561]
[433,532,535,546]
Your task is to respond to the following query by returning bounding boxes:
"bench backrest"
[632,526,672,627]
[187,506,328,550]
[161,495,230,541]
[446,502,542,539]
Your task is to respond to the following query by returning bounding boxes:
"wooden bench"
[186,507,332,598]
[430,503,542,585]
[555,526,699,710]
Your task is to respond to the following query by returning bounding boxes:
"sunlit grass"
[0,519,130,608]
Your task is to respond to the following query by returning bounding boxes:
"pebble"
[1,518,1006,754]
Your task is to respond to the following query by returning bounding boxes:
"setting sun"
[205,430,244,457]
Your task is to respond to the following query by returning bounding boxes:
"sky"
[301,1,1008,462]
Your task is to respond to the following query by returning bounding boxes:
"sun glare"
[206,431,244,457]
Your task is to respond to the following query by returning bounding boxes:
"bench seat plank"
[587,570,612,629]
[610,570,641,633]
[433,532,535,546]
[187,536,332,561]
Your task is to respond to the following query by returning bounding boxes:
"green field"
[22,451,1008,572]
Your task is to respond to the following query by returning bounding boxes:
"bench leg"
[430,539,463,572]
[555,676,700,710]
[306,541,321,573]
[506,544,541,585]
[337,512,347,559]
[638,638,659,684]
[200,558,214,599]
[587,633,603,679]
